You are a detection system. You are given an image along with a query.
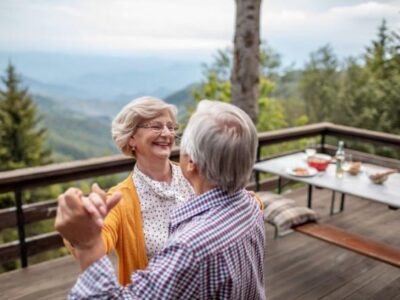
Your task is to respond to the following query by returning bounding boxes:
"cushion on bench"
[258,192,319,231]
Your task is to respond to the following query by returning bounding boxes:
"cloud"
[0,0,399,64]
[0,0,235,53]
[261,1,400,64]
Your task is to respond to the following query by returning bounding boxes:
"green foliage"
[298,20,400,158]
[257,97,287,131]
[300,20,400,139]
[193,71,231,103]
[0,63,52,171]
[191,43,304,132]
[300,44,340,123]
[257,77,287,131]
[191,21,399,159]
[362,20,400,135]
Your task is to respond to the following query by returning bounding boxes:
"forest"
[193,20,399,137]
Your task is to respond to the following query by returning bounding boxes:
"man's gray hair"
[112,96,177,157]
[180,100,258,194]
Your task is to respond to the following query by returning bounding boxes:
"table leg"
[330,191,336,216]
[340,193,346,212]
[307,185,313,208]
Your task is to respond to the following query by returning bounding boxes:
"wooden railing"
[0,122,399,269]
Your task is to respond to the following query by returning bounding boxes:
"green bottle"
[335,141,345,178]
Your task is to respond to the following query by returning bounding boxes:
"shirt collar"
[133,163,177,201]
[169,188,245,233]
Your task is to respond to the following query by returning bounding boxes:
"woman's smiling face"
[129,109,176,162]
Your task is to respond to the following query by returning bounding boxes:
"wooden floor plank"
[368,276,400,300]
[344,268,400,300]
[293,252,377,300]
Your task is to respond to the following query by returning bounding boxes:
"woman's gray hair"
[180,100,258,194]
[112,96,178,156]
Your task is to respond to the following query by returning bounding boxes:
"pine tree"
[338,20,400,136]
[0,63,51,171]
[363,20,400,135]
[300,45,340,123]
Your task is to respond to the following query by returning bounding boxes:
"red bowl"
[307,154,332,171]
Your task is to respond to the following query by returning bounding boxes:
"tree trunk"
[231,0,261,124]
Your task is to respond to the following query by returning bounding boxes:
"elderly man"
[55,100,265,299]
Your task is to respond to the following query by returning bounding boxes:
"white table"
[254,152,400,212]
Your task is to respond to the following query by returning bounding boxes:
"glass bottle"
[335,141,345,178]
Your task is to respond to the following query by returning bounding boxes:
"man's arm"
[69,243,199,299]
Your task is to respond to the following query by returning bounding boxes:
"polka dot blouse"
[133,163,194,259]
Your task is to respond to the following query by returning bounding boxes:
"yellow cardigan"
[103,175,148,286]
[64,175,148,286]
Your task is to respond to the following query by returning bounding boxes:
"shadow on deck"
[1,187,400,300]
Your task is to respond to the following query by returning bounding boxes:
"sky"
[0,0,399,66]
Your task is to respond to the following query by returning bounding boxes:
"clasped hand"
[55,184,121,251]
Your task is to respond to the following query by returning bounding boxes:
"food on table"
[348,162,362,175]
[368,169,397,184]
[307,154,332,171]
[293,167,309,176]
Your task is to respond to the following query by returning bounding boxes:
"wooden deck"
[1,187,400,300]
[265,187,400,300]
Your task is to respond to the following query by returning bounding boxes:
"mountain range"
[0,52,205,100]
[0,51,202,160]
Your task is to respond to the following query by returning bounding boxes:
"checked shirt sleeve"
[69,243,199,299]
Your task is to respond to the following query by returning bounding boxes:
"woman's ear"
[128,136,136,149]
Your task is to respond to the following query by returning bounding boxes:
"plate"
[286,166,318,177]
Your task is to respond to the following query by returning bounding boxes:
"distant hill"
[165,83,198,122]
[0,51,204,100]
[165,83,197,107]
[33,94,118,161]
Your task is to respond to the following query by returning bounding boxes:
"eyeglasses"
[137,122,179,134]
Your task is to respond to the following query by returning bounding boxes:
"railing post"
[255,144,261,191]
[320,132,326,153]
[15,188,28,267]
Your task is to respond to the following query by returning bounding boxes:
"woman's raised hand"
[82,183,121,227]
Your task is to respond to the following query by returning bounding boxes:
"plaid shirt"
[69,188,266,299]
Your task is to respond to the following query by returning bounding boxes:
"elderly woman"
[66,96,194,285]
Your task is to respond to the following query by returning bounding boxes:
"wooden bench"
[294,222,400,268]
[259,191,400,268]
